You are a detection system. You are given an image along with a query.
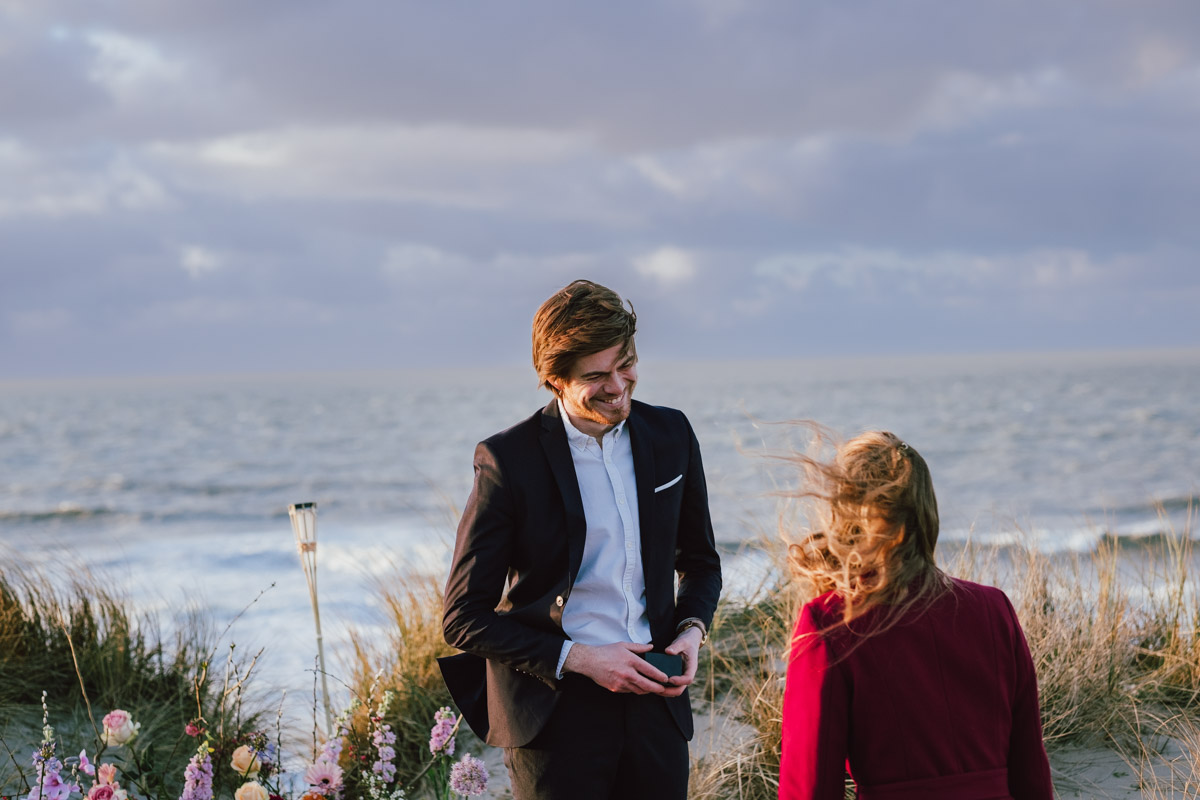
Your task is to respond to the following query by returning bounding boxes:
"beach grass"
[340,570,457,794]
[686,511,1200,798]
[0,568,268,800]
[6,512,1200,798]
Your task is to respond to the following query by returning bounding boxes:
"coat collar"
[539,400,587,585]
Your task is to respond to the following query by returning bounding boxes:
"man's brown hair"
[532,280,637,395]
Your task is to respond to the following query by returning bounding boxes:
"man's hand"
[661,625,704,697]
[562,642,673,695]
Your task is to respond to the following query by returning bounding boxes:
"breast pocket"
[654,474,682,493]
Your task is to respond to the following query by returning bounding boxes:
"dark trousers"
[504,675,689,800]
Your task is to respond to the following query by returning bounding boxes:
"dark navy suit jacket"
[441,399,722,748]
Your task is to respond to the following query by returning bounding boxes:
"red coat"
[779,578,1053,800]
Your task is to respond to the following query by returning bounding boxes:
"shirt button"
[555,595,564,607]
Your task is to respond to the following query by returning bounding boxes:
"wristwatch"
[675,617,709,648]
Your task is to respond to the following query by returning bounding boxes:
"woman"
[779,431,1052,799]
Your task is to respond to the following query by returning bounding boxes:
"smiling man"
[441,279,722,800]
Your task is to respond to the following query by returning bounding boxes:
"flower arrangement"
[12,652,482,800]
[296,695,487,800]
[16,697,486,800]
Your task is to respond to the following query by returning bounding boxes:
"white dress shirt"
[555,400,652,677]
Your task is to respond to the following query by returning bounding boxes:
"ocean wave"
[1108,494,1199,516]
[0,505,118,523]
[1154,495,1200,513]
[0,505,284,526]
[939,517,1196,555]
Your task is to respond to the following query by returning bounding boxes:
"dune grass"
[687,513,1200,798]
[340,570,457,796]
[0,568,267,800]
[7,512,1200,799]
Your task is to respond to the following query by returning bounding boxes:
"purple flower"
[27,755,78,800]
[319,730,345,764]
[428,707,458,756]
[448,754,488,797]
[78,750,95,777]
[371,722,398,783]
[179,750,214,800]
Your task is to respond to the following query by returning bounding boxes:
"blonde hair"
[788,429,949,628]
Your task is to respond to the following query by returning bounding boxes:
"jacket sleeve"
[780,603,850,800]
[442,440,566,682]
[671,416,723,631]
[1002,593,1054,800]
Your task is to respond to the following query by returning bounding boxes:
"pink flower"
[78,750,95,777]
[87,785,114,800]
[100,711,139,746]
[303,758,343,794]
[185,722,204,738]
[448,754,488,797]
[428,707,458,756]
[96,765,117,786]
[101,710,128,730]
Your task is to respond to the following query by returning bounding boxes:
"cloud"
[0,148,168,218]
[381,244,473,280]
[754,246,1114,303]
[180,245,223,279]
[82,29,184,102]
[8,307,72,335]
[913,69,1073,132]
[635,246,697,286]
[146,124,595,207]
[3,1,1200,377]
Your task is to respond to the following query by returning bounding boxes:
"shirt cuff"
[555,640,574,680]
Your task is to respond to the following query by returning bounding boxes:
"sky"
[2,0,1199,378]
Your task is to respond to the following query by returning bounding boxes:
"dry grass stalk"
[687,511,1200,798]
[343,570,457,794]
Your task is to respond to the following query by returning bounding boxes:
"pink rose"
[88,785,115,800]
[101,710,139,746]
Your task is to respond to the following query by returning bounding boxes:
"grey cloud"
[3,1,1200,377]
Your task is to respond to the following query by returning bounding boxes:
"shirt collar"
[558,399,626,451]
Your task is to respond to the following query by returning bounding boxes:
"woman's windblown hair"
[787,428,949,628]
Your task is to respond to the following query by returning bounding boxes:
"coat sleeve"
[442,441,566,682]
[780,603,850,800]
[1002,594,1054,800]
[671,415,723,631]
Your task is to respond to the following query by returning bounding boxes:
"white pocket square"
[654,475,683,493]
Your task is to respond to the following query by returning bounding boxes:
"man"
[441,279,722,799]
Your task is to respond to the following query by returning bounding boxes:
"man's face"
[550,342,638,438]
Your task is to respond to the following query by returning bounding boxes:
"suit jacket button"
[556,595,564,607]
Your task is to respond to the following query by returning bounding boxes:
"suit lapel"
[627,404,660,593]
[539,400,588,586]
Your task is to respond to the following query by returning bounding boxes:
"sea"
[2,349,1198,710]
